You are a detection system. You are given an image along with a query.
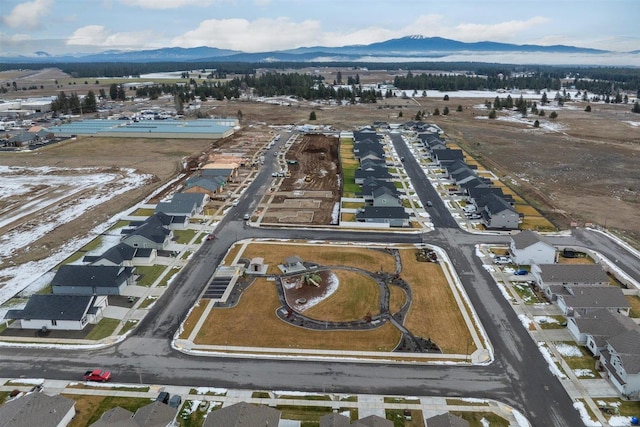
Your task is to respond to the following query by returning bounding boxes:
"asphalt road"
[2,131,638,427]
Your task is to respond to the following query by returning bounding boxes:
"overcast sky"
[1,0,639,56]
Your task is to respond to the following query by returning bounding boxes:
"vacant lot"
[262,134,340,225]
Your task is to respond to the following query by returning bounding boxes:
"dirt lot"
[260,134,340,225]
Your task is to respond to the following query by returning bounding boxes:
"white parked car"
[494,256,512,265]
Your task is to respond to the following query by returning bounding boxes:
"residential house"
[129,211,187,231]
[509,230,556,265]
[466,185,503,207]
[360,158,386,171]
[90,401,177,427]
[450,168,478,186]
[567,309,638,356]
[354,168,392,185]
[51,265,135,296]
[356,206,409,227]
[431,148,464,166]
[372,186,401,207]
[202,167,234,181]
[183,176,225,196]
[83,242,156,267]
[556,286,630,317]
[444,160,474,178]
[155,192,208,218]
[0,393,75,427]
[352,415,393,427]
[5,294,107,331]
[358,177,398,200]
[320,413,351,427]
[357,150,385,162]
[425,413,470,427]
[477,193,519,230]
[122,214,173,249]
[202,402,281,427]
[530,264,610,300]
[599,329,640,399]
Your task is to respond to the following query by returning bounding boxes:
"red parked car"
[84,369,111,382]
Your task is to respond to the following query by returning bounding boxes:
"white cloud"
[1,0,53,29]
[66,25,161,49]
[401,14,551,43]
[171,18,322,52]
[119,0,214,9]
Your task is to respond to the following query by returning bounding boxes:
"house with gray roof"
[122,215,172,250]
[431,148,464,166]
[352,415,393,427]
[556,286,630,317]
[184,176,225,196]
[509,230,556,265]
[320,413,351,427]
[203,402,281,427]
[567,309,638,356]
[354,168,392,184]
[599,329,640,399]
[356,206,409,227]
[155,192,208,218]
[425,413,470,427]
[83,243,156,267]
[0,392,75,427]
[51,265,135,296]
[90,401,177,427]
[530,264,610,300]
[372,186,401,207]
[478,193,519,230]
[5,294,107,331]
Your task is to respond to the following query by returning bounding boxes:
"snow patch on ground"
[555,343,582,357]
[193,387,227,395]
[534,315,559,325]
[518,314,532,329]
[0,167,152,308]
[624,121,640,127]
[574,369,596,378]
[573,401,602,426]
[538,342,567,379]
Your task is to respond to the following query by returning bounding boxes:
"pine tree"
[443,106,449,115]
[549,111,558,119]
[488,109,496,119]
[632,101,640,114]
[541,91,548,105]
[309,111,317,120]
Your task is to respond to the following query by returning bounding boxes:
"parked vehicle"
[243,213,250,220]
[232,199,239,206]
[84,369,111,382]
[426,201,433,207]
[168,395,182,408]
[206,233,215,241]
[514,269,529,275]
[156,391,170,404]
[494,256,511,265]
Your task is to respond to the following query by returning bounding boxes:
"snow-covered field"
[0,166,152,309]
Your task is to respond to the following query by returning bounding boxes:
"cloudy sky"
[1,0,639,56]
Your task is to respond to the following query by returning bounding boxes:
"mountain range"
[1,35,633,64]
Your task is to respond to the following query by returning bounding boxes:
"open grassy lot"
[64,395,152,427]
[239,243,396,275]
[386,409,425,427]
[302,270,380,322]
[400,250,473,354]
[194,278,402,351]
[389,285,408,313]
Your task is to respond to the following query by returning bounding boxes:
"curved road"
[2,132,638,427]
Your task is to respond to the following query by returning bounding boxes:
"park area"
[179,241,481,360]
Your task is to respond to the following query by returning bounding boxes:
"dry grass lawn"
[400,250,472,353]
[178,300,209,339]
[303,270,380,322]
[239,243,396,275]
[194,278,401,351]
[389,285,408,314]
